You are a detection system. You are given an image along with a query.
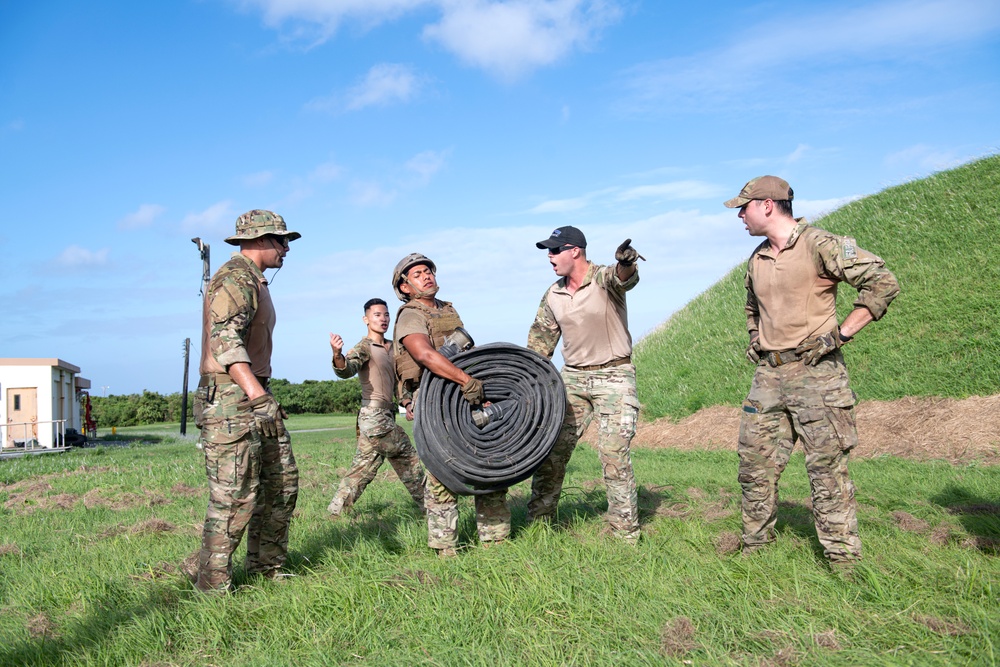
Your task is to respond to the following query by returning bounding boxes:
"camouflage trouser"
[527,364,640,541]
[194,381,299,591]
[424,471,510,550]
[327,406,425,515]
[739,350,861,562]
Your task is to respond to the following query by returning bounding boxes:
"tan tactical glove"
[746,333,762,364]
[615,238,641,266]
[248,394,285,438]
[795,330,841,365]
[460,377,485,406]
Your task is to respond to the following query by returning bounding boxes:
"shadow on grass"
[288,500,423,570]
[930,484,1000,555]
[0,578,184,666]
[776,500,826,559]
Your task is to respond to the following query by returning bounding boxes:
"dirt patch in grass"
[813,629,841,650]
[660,616,697,658]
[631,394,1000,465]
[26,612,57,640]
[171,483,202,497]
[0,543,21,556]
[715,531,741,555]
[913,614,970,636]
[891,511,930,533]
[384,570,441,589]
[928,524,954,546]
[99,518,177,540]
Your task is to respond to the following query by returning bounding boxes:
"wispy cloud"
[310,160,343,183]
[620,0,1000,113]
[884,144,974,172]
[348,63,422,110]
[530,180,723,213]
[241,0,624,80]
[180,201,237,235]
[52,245,111,270]
[2,118,25,134]
[118,203,166,231]
[241,170,275,188]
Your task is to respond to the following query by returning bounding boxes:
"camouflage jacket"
[200,252,275,378]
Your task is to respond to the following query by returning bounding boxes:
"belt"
[360,399,395,410]
[764,350,801,367]
[198,372,270,388]
[568,356,632,372]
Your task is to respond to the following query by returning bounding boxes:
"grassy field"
[2,414,998,666]
[634,155,1000,420]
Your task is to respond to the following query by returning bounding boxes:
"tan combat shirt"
[745,220,900,351]
[199,252,275,379]
[333,337,396,404]
[527,262,639,368]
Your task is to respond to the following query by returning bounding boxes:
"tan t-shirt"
[334,338,396,404]
[746,220,900,351]
[527,263,638,368]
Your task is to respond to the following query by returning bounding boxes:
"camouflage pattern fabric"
[424,471,510,549]
[205,254,271,371]
[327,406,425,515]
[194,381,298,591]
[739,350,861,562]
[527,365,640,542]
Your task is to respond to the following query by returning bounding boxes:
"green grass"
[2,419,998,666]
[635,155,1000,420]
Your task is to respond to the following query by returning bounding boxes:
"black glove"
[615,238,640,266]
[746,334,762,364]
[248,394,285,438]
[795,330,840,365]
[460,377,485,406]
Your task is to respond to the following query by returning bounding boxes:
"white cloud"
[241,0,624,79]
[884,144,971,172]
[181,201,237,235]
[405,149,448,185]
[617,180,725,202]
[53,245,110,269]
[620,0,1000,112]
[347,63,422,110]
[350,181,398,207]
[423,0,623,81]
[795,196,862,220]
[530,197,589,213]
[118,204,166,230]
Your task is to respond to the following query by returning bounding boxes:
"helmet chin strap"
[266,266,281,285]
[405,278,439,300]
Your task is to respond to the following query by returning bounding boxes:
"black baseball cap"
[536,225,587,250]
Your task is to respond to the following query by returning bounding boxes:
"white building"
[0,358,91,450]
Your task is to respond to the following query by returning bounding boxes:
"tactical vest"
[393,299,464,394]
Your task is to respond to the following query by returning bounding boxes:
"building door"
[6,388,38,448]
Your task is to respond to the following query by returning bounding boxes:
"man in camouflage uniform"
[391,253,509,557]
[728,176,899,566]
[327,297,425,516]
[191,210,300,592]
[527,226,643,543]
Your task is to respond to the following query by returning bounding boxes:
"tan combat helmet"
[225,209,302,246]
[392,253,436,301]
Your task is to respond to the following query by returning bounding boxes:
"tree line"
[90,378,362,427]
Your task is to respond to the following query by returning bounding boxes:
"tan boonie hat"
[225,209,302,246]
[723,176,794,208]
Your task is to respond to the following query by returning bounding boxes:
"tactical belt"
[765,350,801,367]
[567,356,632,372]
[198,372,270,389]
[360,399,395,410]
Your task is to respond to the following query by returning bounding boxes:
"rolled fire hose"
[413,335,566,496]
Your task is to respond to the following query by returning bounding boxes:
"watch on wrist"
[838,327,853,344]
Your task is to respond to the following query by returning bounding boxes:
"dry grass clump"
[659,616,697,657]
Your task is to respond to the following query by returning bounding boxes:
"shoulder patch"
[842,241,857,260]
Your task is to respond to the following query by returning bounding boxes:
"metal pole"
[191,237,210,447]
[181,338,190,436]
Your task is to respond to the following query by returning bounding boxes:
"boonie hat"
[536,225,587,250]
[723,176,794,209]
[225,209,302,246]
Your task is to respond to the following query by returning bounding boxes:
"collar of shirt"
[231,251,268,284]
[759,218,809,259]
[553,261,597,295]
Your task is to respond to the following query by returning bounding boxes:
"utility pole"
[189,237,210,445]
[181,338,190,436]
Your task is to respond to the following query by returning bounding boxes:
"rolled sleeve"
[209,280,255,368]
[527,293,561,359]
[818,235,900,321]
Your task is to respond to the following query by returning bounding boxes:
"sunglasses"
[268,236,289,249]
[548,244,576,255]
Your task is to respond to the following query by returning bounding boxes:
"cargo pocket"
[193,387,207,429]
[201,416,254,490]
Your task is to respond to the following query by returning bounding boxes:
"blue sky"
[2,0,998,396]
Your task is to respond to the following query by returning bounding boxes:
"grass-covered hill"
[635,155,1000,421]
